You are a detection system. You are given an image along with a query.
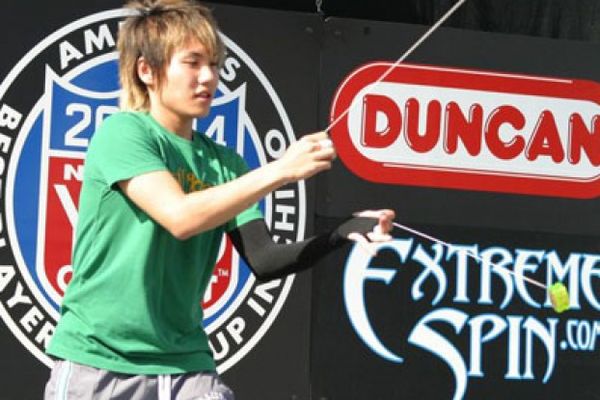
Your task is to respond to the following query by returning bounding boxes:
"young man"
[44,0,395,399]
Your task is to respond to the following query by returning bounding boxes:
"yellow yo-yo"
[548,282,569,313]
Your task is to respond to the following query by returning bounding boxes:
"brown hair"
[117,0,225,111]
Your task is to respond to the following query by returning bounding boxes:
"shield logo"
[35,65,252,319]
[37,67,119,304]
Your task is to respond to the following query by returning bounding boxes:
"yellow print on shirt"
[173,168,212,193]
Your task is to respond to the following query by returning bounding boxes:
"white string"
[392,221,548,290]
[315,0,323,15]
[325,0,468,133]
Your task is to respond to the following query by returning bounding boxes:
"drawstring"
[157,375,172,400]
[56,361,73,400]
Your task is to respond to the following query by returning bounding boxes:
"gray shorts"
[44,360,235,400]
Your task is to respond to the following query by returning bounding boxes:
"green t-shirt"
[46,111,263,374]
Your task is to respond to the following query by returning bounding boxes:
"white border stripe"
[56,361,72,400]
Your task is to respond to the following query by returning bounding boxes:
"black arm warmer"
[227,216,378,281]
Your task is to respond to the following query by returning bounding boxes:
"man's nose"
[198,64,217,83]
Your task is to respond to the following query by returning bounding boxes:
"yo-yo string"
[325,0,468,134]
[392,221,547,290]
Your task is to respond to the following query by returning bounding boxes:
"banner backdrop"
[317,17,600,236]
[311,224,600,399]
[2,2,600,400]
[312,17,600,400]
[0,2,319,399]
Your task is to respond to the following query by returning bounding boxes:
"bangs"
[158,11,225,67]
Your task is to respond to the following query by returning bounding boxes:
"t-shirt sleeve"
[89,112,167,187]
[222,149,264,232]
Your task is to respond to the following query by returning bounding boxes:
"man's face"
[155,38,219,120]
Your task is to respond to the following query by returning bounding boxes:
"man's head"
[118,0,225,111]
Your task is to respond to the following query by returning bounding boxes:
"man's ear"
[137,57,154,86]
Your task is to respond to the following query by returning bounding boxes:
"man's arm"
[228,211,395,281]
[118,132,334,239]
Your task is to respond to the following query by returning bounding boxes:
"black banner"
[0,2,319,399]
[312,16,600,400]
[317,18,600,236]
[2,2,600,400]
[311,222,600,399]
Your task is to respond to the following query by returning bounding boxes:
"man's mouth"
[195,92,211,99]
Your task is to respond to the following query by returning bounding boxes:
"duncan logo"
[0,9,305,373]
[330,62,600,198]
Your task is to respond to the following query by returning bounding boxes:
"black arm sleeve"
[227,217,379,281]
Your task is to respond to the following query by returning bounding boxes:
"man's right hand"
[273,131,336,183]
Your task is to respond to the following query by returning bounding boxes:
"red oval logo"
[330,62,600,198]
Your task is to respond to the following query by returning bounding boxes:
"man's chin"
[191,107,212,119]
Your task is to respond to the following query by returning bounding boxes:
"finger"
[369,223,391,239]
[347,232,377,256]
[301,136,335,155]
[318,138,333,149]
[313,160,333,172]
[372,224,391,238]
[377,209,396,220]
[352,209,379,218]
[376,215,394,234]
[300,140,331,157]
[304,131,329,142]
[366,231,392,242]
[354,209,395,222]
[352,209,395,235]
[313,147,336,161]
[383,210,396,232]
